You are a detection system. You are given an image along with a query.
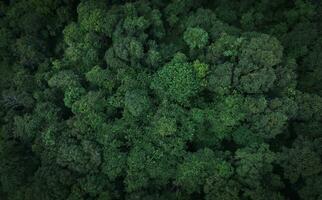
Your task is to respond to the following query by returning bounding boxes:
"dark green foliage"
[124,90,151,117]
[1,0,322,199]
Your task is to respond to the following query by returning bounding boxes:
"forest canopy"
[0,0,322,199]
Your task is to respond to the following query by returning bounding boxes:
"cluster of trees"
[0,0,322,199]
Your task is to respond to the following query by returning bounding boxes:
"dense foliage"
[1,0,322,199]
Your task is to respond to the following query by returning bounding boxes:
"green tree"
[151,53,201,104]
[183,27,209,49]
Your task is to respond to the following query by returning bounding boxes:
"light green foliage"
[63,23,83,47]
[151,53,201,104]
[63,24,102,69]
[76,1,119,36]
[154,116,177,136]
[151,102,195,141]
[193,60,209,79]
[64,86,86,108]
[183,27,209,49]
[78,2,107,33]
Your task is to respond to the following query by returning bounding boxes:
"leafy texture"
[1,0,322,199]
